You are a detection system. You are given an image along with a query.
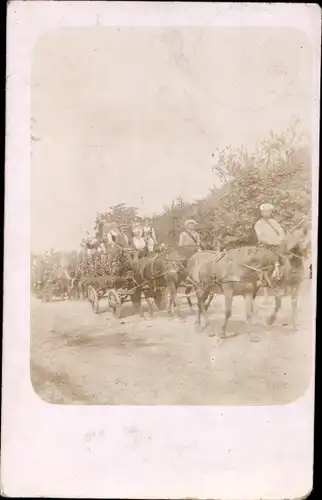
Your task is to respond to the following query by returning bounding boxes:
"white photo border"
[3,2,320,498]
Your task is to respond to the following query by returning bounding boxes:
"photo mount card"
[2,2,320,498]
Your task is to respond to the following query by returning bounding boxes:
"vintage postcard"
[2,1,320,498]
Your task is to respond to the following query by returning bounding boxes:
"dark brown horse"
[130,253,185,317]
[266,227,311,329]
[109,245,187,318]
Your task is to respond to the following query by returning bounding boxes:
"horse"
[187,227,311,336]
[109,244,186,318]
[266,227,311,329]
[158,244,201,314]
[186,246,285,336]
[41,278,54,302]
[157,244,223,315]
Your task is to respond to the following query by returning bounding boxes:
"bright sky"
[31,27,312,252]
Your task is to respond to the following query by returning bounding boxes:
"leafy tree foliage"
[153,120,311,248]
[207,121,311,247]
[34,120,311,263]
[100,203,141,226]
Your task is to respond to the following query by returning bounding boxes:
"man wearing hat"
[178,219,201,259]
[254,203,285,248]
[254,203,286,302]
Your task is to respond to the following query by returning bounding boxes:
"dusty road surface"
[31,283,313,405]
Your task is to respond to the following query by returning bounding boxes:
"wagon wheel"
[154,287,167,311]
[88,285,100,314]
[107,289,122,318]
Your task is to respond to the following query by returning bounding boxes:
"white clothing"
[254,218,285,246]
[132,236,146,251]
[179,230,200,247]
[143,226,157,240]
[145,237,155,252]
[106,230,129,247]
[107,230,118,244]
[143,226,157,251]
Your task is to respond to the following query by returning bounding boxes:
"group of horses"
[34,226,311,339]
[108,226,311,337]
[33,263,92,302]
[34,274,72,302]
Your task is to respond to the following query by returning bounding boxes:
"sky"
[31,26,313,252]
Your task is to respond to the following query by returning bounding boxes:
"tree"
[101,203,140,227]
[208,120,311,246]
[152,120,311,248]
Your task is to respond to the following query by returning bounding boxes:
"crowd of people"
[83,203,303,257]
[82,215,202,257]
[31,202,311,302]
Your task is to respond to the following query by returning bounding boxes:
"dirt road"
[31,285,313,405]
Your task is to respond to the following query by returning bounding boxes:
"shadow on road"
[59,330,158,350]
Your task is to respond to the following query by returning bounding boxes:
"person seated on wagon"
[254,203,287,292]
[131,223,147,259]
[178,219,201,259]
[254,203,285,250]
[142,218,158,254]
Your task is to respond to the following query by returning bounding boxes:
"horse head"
[285,227,311,260]
[110,244,135,271]
[156,243,168,255]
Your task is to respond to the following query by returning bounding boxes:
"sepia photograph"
[3,2,319,498]
[30,25,314,406]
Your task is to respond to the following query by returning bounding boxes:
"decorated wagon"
[86,247,168,317]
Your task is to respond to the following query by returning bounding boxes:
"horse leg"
[194,288,203,330]
[195,288,211,333]
[185,285,194,310]
[172,284,183,318]
[205,292,215,312]
[167,284,179,316]
[263,287,269,304]
[165,277,182,318]
[166,286,174,315]
[266,293,282,326]
[144,291,154,317]
[245,285,258,324]
[219,288,234,338]
[131,289,144,318]
[244,292,254,325]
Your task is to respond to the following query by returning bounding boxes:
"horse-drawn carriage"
[87,271,168,317]
[86,224,310,335]
[86,247,168,317]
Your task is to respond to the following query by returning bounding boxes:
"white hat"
[260,203,274,212]
[185,219,198,227]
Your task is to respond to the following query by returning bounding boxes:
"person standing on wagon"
[131,223,147,259]
[142,218,158,254]
[107,222,129,247]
